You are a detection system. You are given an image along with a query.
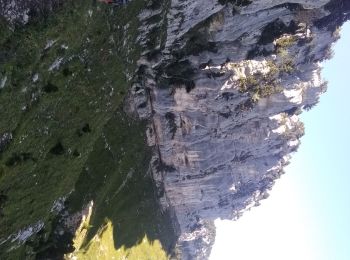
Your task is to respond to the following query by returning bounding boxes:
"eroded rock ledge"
[126,0,350,258]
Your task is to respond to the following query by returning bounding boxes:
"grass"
[72,221,168,260]
[65,111,176,257]
[0,0,177,259]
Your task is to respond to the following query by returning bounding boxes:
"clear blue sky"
[296,21,350,260]
[211,22,350,260]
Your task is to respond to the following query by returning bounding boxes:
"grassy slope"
[74,221,169,260]
[0,0,176,259]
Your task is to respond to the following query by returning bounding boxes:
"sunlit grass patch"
[70,220,168,260]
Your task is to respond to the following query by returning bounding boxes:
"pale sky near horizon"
[210,22,350,260]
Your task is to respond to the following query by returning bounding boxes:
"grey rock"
[133,0,350,259]
[0,132,12,153]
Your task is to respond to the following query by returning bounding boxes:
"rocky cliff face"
[1,0,349,259]
[128,0,350,258]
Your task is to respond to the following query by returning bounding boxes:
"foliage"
[275,36,296,49]
[237,60,284,102]
[280,59,295,74]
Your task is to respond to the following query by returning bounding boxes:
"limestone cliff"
[0,0,349,259]
[128,0,350,258]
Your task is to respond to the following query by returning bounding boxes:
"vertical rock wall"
[130,0,350,258]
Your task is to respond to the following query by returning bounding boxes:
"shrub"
[266,60,279,75]
[49,142,65,155]
[275,36,296,49]
[280,59,294,73]
[42,82,59,93]
[237,76,258,92]
[236,63,283,103]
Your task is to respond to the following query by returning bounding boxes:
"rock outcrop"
[0,0,63,24]
[128,0,350,258]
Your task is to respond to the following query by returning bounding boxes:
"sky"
[210,22,350,260]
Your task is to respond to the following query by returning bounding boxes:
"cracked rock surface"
[131,0,350,258]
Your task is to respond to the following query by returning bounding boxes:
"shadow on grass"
[37,110,178,259]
